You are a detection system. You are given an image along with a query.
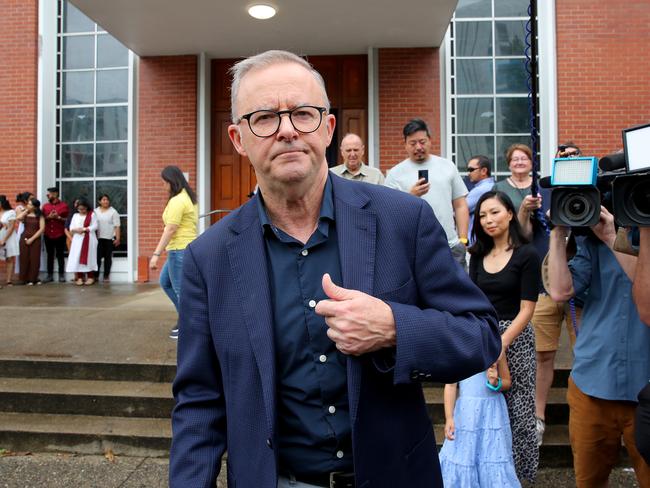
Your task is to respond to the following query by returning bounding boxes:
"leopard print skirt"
[499,319,539,482]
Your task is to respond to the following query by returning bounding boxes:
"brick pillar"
[556,0,650,156]
[377,48,440,174]
[138,55,198,282]
[0,0,38,203]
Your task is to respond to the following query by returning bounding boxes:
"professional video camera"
[544,123,650,229]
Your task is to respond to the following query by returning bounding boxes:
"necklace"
[508,177,531,200]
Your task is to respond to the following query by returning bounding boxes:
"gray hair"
[229,50,330,122]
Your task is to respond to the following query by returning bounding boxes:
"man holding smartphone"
[385,119,470,268]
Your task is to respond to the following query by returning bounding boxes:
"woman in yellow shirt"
[150,166,198,339]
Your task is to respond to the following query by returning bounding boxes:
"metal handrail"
[199,209,232,219]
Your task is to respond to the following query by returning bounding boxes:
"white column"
[127,51,139,282]
[538,0,559,176]
[367,47,380,169]
[197,52,211,234]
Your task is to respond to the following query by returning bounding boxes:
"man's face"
[228,62,335,188]
[47,191,58,202]
[467,158,484,183]
[405,130,431,163]
[340,136,364,173]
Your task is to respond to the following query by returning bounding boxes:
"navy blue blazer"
[170,175,501,488]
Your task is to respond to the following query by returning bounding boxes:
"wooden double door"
[210,55,368,223]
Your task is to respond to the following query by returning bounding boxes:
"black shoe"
[58,275,66,283]
[43,275,54,283]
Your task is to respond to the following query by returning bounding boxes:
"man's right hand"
[409,178,430,197]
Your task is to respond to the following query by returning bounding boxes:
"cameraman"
[548,208,650,487]
[634,226,650,464]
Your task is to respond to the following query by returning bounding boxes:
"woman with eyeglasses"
[149,165,198,340]
[493,144,534,213]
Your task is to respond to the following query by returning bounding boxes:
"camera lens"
[562,193,593,224]
[629,180,650,217]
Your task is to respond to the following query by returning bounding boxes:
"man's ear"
[325,114,336,146]
[228,124,248,157]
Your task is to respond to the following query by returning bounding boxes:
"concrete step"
[0,377,173,418]
[0,359,176,383]
[424,386,569,425]
[0,412,171,458]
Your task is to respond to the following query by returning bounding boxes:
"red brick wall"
[0,0,38,205]
[556,0,650,157]
[377,48,440,173]
[138,55,197,281]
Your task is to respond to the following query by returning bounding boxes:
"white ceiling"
[71,0,458,58]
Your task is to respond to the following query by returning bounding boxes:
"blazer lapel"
[333,179,377,424]
[226,202,277,438]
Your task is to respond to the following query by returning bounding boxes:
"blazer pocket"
[375,277,416,304]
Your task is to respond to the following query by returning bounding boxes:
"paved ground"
[0,453,643,487]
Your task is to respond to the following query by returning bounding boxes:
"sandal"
[84,278,95,286]
[75,278,84,286]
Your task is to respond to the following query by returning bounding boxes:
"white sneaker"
[535,417,545,447]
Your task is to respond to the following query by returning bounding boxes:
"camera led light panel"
[551,157,598,186]
[623,123,650,173]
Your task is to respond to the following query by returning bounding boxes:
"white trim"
[367,47,380,169]
[37,0,58,199]
[127,50,138,282]
[197,52,211,234]
[538,0,558,177]
[441,26,452,160]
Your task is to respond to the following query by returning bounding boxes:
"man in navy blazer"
[170,50,501,488]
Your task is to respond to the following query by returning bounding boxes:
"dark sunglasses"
[467,166,481,172]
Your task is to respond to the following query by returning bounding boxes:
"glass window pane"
[96,143,128,177]
[63,71,94,105]
[496,97,529,133]
[61,180,94,208]
[456,21,492,56]
[62,107,94,142]
[495,59,527,93]
[495,0,530,17]
[455,0,491,18]
[96,69,128,103]
[113,217,128,256]
[457,135,494,167]
[63,36,94,69]
[496,136,532,173]
[457,98,494,134]
[61,144,94,177]
[63,1,94,33]
[456,59,493,94]
[97,35,128,68]
[96,180,127,214]
[495,20,526,56]
[96,106,127,141]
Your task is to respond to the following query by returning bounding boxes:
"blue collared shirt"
[257,175,352,475]
[569,237,650,401]
[467,177,494,242]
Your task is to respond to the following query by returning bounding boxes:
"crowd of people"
[0,189,121,287]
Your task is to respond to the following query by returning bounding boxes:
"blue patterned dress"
[439,371,521,487]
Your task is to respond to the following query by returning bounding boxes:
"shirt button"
[336,450,344,459]
[328,405,336,414]
[308,299,317,308]
[301,249,309,256]
[319,354,327,363]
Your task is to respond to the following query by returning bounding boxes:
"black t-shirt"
[469,243,541,321]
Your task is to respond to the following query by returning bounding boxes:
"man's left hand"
[591,207,617,247]
[315,273,396,355]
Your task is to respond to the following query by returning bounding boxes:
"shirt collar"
[342,163,366,176]
[257,173,336,237]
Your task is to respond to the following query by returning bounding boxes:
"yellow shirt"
[162,189,198,250]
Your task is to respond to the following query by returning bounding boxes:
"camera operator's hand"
[591,207,617,248]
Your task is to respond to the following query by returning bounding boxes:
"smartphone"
[418,169,429,183]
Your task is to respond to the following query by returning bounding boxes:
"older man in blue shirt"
[548,208,650,488]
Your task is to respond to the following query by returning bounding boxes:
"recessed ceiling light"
[248,4,277,20]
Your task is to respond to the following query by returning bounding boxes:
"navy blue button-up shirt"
[257,176,352,475]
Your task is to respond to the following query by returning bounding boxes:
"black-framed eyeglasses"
[238,105,327,138]
[467,166,481,172]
